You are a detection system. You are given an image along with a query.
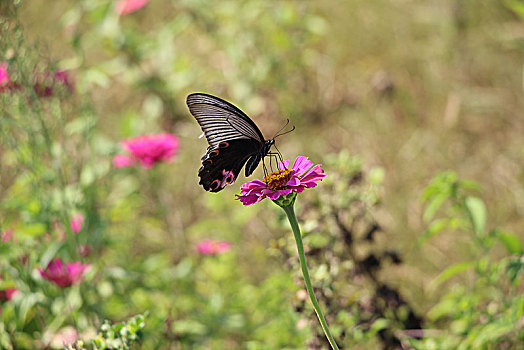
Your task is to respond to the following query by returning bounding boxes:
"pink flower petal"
[274,188,292,198]
[70,213,84,234]
[237,195,260,206]
[277,160,290,170]
[196,239,232,255]
[67,262,90,283]
[1,229,14,243]
[286,177,300,186]
[4,288,18,300]
[113,154,134,168]
[0,62,9,87]
[116,0,149,15]
[293,156,313,173]
[301,164,325,178]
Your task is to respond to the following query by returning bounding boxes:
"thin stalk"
[282,204,339,350]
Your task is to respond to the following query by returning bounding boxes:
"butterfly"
[187,93,285,192]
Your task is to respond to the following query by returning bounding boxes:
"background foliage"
[1,0,523,349]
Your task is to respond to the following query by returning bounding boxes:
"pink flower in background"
[117,133,179,169]
[116,0,149,15]
[70,213,84,234]
[39,258,90,288]
[0,288,18,302]
[44,327,79,348]
[33,70,74,98]
[196,239,232,256]
[77,244,93,257]
[53,70,74,93]
[1,229,14,242]
[0,62,9,87]
[112,154,135,168]
[0,275,18,302]
[236,156,326,206]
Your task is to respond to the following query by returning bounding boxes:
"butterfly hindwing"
[198,139,262,192]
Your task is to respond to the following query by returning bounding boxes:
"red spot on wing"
[210,179,221,190]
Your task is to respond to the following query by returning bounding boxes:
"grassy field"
[1,0,523,349]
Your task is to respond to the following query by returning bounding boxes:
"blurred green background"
[1,0,523,349]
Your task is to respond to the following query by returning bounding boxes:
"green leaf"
[65,116,96,135]
[172,319,207,335]
[21,223,46,237]
[427,299,457,321]
[40,241,64,268]
[505,0,524,20]
[368,167,385,186]
[418,218,451,245]
[369,318,389,335]
[464,196,486,236]
[506,256,524,282]
[423,193,448,222]
[494,230,523,254]
[429,261,476,290]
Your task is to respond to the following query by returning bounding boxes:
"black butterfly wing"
[186,93,265,148]
[198,139,261,192]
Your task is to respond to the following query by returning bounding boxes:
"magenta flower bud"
[196,239,232,256]
[0,62,9,89]
[70,213,84,234]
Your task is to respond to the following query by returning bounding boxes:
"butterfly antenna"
[272,118,289,139]
[274,121,296,139]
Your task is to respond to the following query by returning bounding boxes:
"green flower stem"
[282,204,339,350]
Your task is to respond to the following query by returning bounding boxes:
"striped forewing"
[186,93,265,148]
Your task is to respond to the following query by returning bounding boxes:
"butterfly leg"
[267,153,280,172]
[270,143,285,168]
[267,152,284,170]
[262,155,269,178]
[274,144,285,164]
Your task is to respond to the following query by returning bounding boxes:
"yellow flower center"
[263,168,294,191]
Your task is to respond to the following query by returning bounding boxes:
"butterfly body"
[187,93,274,192]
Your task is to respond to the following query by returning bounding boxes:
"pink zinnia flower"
[116,0,149,15]
[236,156,326,206]
[70,213,84,234]
[196,239,232,256]
[117,133,179,169]
[1,229,14,243]
[39,258,90,288]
